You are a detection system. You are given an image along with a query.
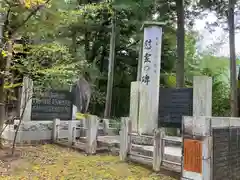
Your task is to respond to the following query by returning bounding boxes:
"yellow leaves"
[4,83,23,89]
[126,177,136,180]
[1,50,7,57]
[76,112,90,120]
[21,0,46,9]
[165,74,176,87]
[2,145,175,180]
[32,165,40,171]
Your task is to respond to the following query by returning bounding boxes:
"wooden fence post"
[68,121,75,146]
[120,117,130,161]
[153,128,165,171]
[52,118,60,143]
[86,115,98,155]
[72,121,76,145]
[103,118,109,135]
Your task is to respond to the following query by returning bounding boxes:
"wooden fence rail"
[119,117,181,172]
[52,116,120,154]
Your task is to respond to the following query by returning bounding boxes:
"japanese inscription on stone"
[212,127,240,180]
[141,26,162,88]
[141,40,151,85]
[158,88,193,128]
[139,25,163,134]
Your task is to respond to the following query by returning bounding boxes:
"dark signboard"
[31,90,73,120]
[212,127,240,180]
[158,88,193,128]
[212,128,230,180]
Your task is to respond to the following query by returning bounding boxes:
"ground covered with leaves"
[0,144,177,179]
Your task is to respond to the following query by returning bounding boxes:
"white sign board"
[138,25,163,134]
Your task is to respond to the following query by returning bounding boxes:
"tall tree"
[0,0,4,148]
[104,4,116,118]
[176,0,185,88]
[228,0,238,116]
[197,0,239,116]
[0,0,73,146]
[0,0,51,147]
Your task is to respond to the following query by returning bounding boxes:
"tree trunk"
[137,39,143,81]
[6,40,13,117]
[136,0,144,81]
[72,31,77,58]
[0,77,5,148]
[0,49,5,148]
[0,2,5,147]
[175,0,185,135]
[176,0,185,88]
[228,0,238,117]
[104,8,116,118]
[84,32,90,60]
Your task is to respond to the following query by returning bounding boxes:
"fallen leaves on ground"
[0,144,176,180]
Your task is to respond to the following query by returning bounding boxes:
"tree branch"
[10,0,51,36]
[3,7,11,35]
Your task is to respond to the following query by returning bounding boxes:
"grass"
[0,144,177,180]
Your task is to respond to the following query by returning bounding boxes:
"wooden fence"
[2,116,120,153]
[52,116,120,154]
[119,117,181,172]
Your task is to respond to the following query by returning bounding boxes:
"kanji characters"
[144,65,150,71]
[144,53,151,63]
[141,74,150,85]
[144,39,152,50]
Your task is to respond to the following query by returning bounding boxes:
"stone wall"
[2,119,120,144]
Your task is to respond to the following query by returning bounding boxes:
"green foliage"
[186,55,231,116]
[163,30,231,116]
[0,0,234,118]
[16,0,179,117]
[13,42,87,89]
[198,56,231,116]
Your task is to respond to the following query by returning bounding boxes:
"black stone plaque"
[158,88,193,128]
[212,128,230,180]
[31,90,73,120]
[229,128,240,179]
[212,127,240,180]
